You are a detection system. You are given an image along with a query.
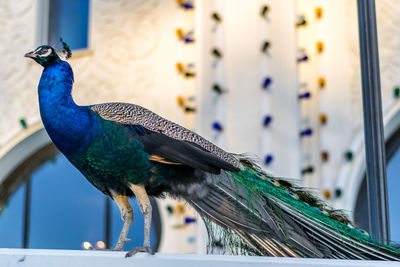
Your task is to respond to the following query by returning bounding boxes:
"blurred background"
[0,0,399,254]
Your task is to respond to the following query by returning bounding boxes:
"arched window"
[0,144,161,250]
[354,128,400,247]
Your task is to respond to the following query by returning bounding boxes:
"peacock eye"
[359,229,370,237]
[317,207,329,216]
[255,172,267,180]
[288,191,299,200]
[40,48,48,54]
[268,178,280,187]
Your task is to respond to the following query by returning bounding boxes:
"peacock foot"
[113,238,132,251]
[125,246,154,257]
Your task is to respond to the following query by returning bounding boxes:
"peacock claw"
[125,246,154,257]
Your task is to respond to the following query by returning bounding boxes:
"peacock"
[25,43,400,260]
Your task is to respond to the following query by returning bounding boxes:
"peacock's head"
[25,45,60,67]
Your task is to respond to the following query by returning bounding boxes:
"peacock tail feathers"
[203,217,260,256]
[189,154,400,260]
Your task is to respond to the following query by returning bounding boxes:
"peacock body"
[25,45,400,260]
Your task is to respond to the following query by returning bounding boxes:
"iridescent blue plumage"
[26,45,400,260]
[37,57,155,196]
[38,58,93,155]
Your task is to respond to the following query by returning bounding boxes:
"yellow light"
[82,241,92,250]
[175,62,184,72]
[319,114,327,124]
[96,241,106,249]
[176,96,185,106]
[176,203,185,213]
[322,190,331,199]
[176,28,184,38]
[315,7,323,19]
[316,41,324,53]
[318,77,326,88]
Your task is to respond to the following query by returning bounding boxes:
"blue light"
[184,37,195,43]
[181,3,194,10]
[262,77,272,89]
[299,92,311,99]
[297,55,309,62]
[212,122,223,132]
[263,115,272,126]
[264,154,274,165]
[184,217,196,224]
[300,128,313,137]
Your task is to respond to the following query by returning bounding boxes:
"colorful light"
[345,151,354,161]
[176,28,184,38]
[176,96,185,106]
[175,28,195,44]
[212,122,223,132]
[184,72,196,78]
[19,118,27,129]
[315,7,323,19]
[264,154,274,165]
[334,188,342,198]
[211,48,223,59]
[176,203,185,213]
[263,115,272,127]
[260,5,269,18]
[175,62,184,73]
[166,205,173,214]
[299,92,311,99]
[184,107,196,113]
[301,166,314,175]
[96,241,106,249]
[185,217,196,224]
[316,41,324,53]
[300,128,313,137]
[262,77,272,89]
[213,84,225,94]
[297,55,309,63]
[321,151,329,162]
[82,241,92,250]
[319,114,327,125]
[176,0,194,10]
[211,12,222,23]
[261,41,271,53]
[322,189,331,199]
[318,77,326,88]
[296,15,307,27]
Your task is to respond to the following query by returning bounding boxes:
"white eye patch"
[38,48,52,57]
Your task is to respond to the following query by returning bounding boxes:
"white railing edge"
[0,249,399,267]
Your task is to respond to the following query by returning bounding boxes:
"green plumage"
[198,159,400,259]
[68,115,151,195]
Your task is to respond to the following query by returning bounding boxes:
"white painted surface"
[0,249,399,267]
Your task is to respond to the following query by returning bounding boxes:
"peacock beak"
[24,51,37,59]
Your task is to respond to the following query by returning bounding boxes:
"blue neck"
[38,60,94,155]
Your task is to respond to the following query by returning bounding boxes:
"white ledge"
[0,249,398,267]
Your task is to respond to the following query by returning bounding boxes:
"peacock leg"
[125,184,154,257]
[111,191,133,251]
